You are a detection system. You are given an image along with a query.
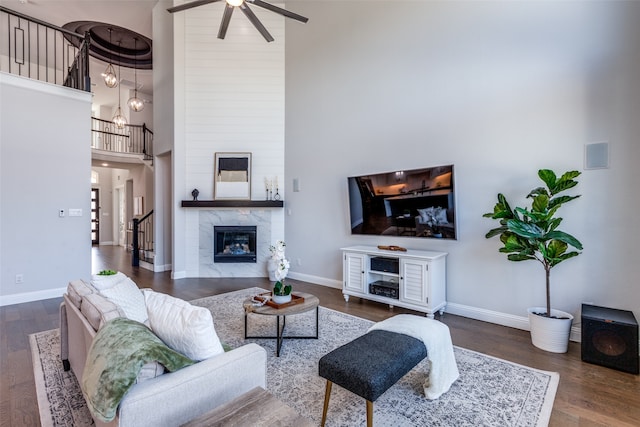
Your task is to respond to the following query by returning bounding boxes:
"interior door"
[116,187,126,246]
[91,188,99,245]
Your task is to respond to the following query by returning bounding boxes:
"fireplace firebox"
[214,226,257,263]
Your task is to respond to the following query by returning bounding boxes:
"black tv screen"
[348,165,457,239]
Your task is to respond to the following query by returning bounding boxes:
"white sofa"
[59,279,267,427]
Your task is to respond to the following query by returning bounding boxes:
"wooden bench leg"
[321,380,333,427]
[366,400,373,427]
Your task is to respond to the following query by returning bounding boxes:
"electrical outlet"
[59,209,65,217]
[296,258,302,266]
[15,274,24,284]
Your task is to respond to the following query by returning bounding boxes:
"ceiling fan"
[167,0,308,42]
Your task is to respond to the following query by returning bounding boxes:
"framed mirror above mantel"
[181,200,284,208]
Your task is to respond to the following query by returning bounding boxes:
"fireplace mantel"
[182,200,283,208]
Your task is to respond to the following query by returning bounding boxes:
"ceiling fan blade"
[247,0,309,23]
[218,4,234,39]
[240,3,274,42]
[167,0,221,14]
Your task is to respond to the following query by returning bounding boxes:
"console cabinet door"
[400,259,429,307]
[344,252,366,294]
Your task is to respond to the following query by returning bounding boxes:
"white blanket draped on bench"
[368,314,459,399]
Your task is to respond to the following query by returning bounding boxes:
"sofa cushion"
[67,279,95,309]
[81,293,124,331]
[90,271,128,291]
[143,289,224,361]
[98,278,148,324]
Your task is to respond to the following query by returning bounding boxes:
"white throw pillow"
[143,289,224,361]
[98,278,148,324]
[90,272,128,291]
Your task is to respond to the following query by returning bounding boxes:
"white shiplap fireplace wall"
[178,4,285,278]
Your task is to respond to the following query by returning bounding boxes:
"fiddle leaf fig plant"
[483,169,583,318]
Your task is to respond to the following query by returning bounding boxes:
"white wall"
[0,73,92,305]
[284,1,640,325]
[172,3,286,277]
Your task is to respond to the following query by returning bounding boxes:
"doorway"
[115,186,126,247]
[91,188,100,245]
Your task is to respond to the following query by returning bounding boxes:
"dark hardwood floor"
[1,246,638,426]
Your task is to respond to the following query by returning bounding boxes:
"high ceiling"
[5,0,158,110]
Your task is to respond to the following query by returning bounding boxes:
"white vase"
[272,294,292,304]
[527,307,574,353]
[267,259,278,281]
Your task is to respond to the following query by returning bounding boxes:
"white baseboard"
[286,274,586,343]
[99,241,114,246]
[446,302,582,342]
[0,287,66,306]
[287,271,342,289]
[172,270,187,279]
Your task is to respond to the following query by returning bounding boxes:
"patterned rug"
[30,287,558,426]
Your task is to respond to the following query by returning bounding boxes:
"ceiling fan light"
[103,64,118,88]
[227,0,244,7]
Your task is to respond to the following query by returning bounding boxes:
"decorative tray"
[255,292,305,309]
[377,245,407,252]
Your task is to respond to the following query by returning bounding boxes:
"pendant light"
[127,38,144,112]
[112,42,127,129]
[102,28,118,88]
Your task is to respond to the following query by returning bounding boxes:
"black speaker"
[581,304,638,374]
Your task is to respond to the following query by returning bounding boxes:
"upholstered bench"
[318,329,427,427]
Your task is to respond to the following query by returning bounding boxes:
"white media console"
[341,245,447,318]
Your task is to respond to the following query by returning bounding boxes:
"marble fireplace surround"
[199,209,272,277]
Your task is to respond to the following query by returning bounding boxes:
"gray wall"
[1,74,92,304]
[284,1,640,325]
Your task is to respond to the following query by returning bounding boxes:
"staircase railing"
[132,210,154,267]
[0,6,91,91]
[91,117,154,161]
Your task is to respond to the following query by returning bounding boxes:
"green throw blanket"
[81,318,195,422]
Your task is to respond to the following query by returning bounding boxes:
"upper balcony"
[91,117,153,166]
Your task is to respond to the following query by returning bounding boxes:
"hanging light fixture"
[112,42,127,129]
[127,38,144,112]
[102,27,118,88]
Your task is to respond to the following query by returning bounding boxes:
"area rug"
[30,287,558,426]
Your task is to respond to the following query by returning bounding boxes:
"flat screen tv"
[347,165,457,240]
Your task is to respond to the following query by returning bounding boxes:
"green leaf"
[485,226,508,239]
[548,217,562,232]
[532,194,549,213]
[508,254,536,262]
[548,195,580,210]
[547,240,568,258]
[546,230,583,250]
[506,219,544,239]
[550,170,580,195]
[527,187,549,199]
[538,169,557,189]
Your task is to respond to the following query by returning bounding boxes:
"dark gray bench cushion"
[318,330,427,402]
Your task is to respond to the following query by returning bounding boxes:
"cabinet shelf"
[181,200,284,208]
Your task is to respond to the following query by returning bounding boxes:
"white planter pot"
[527,307,574,353]
[272,294,292,304]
